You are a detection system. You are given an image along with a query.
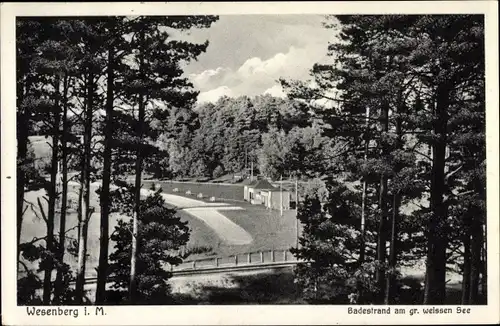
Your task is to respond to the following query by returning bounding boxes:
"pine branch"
[26,200,42,221]
[445,165,463,182]
[58,225,79,238]
[85,207,96,223]
[23,224,80,247]
[67,105,85,123]
[36,197,48,224]
[22,204,29,217]
[18,260,41,280]
[413,150,432,161]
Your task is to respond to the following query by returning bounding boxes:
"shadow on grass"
[398,276,487,305]
[169,272,487,305]
[171,269,307,305]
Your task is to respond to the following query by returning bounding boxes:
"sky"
[175,15,337,104]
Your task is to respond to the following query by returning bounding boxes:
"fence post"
[271,250,275,262]
[234,255,238,266]
[283,250,287,262]
[260,251,264,263]
[247,253,251,264]
[215,257,219,267]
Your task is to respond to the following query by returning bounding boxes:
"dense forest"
[16,15,486,305]
[145,94,327,180]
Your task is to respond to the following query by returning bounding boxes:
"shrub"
[212,165,225,179]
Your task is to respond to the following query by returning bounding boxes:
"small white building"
[243,179,258,201]
[244,179,291,210]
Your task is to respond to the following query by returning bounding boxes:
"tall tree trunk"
[384,99,403,304]
[461,233,471,304]
[96,47,115,305]
[385,193,401,304]
[54,75,70,303]
[75,150,86,300]
[424,84,449,305]
[480,223,487,302]
[376,103,389,302]
[17,77,29,263]
[469,214,482,304]
[129,30,145,303]
[359,107,370,265]
[75,70,94,303]
[129,145,143,303]
[42,75,62,305]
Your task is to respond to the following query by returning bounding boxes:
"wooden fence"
[166,249,298,272]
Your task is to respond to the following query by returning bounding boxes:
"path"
[72,181,253,245]
[138,188,252,245]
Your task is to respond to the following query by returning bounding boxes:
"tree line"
[148,94,329,181]
[285,15,486,305]
[17,16,218,305]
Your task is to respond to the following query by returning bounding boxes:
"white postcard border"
[1,2,499,325]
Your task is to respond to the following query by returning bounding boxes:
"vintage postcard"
[1,1,499,325]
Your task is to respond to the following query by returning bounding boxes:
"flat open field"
[141,180,298,255]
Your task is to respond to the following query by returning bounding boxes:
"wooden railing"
[166,249,299,272]
[72,250,300,285]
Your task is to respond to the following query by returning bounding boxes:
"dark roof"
[242,178,258,186]
[251,179,277,190]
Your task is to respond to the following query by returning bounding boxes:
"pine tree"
[115,15,218,303]
[397,15,485,304]
[282,15,485,305]
[31,18,82,304]
[95,16,129,305]
[107,190,190,304]
[16,18,50,264]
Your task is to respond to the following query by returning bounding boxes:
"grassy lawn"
[220,204,298,253]
[178,204,298,259]
[142,181,299,257]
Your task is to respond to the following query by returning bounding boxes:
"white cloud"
[189,67,230,91]
[263,85,286,98]
[236,46,319,82]
[189,43,331,103]
[197,86,233,104]
[183,13,340,104]
[237,52,288,78]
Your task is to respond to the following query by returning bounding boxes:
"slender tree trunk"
[75,149,86,300]
[424,84,449,305]
[129,30,145,303]
[376,104,389,302]
[385,193,401,304]
[43,75,62,305]
[469,214,482,304]
[75,70,94,303]
[461,233,471,305]
[54,75,70,304]
[480,223,487,302]
[129,148,143,303]
[96,47,115,305]
[384,100,403,304]
[17,77,29,264]
[359,107,370,265]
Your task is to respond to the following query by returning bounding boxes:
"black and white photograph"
[1,1,499,325]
